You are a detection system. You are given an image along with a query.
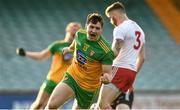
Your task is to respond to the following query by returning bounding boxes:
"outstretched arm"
[16,48,51,61]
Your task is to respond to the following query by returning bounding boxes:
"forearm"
[136,44,145,73]
[101,65,113,84]
[26,49,51,61]
[69,40,75,52]
[136,57,145,73]
[26,52,46,60]
[112,48,119,57]
[16,48,51,60]
[102,65,112,74]
[111,39,123,57]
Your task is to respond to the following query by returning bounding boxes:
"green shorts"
[40,79,57,94]
[62,72,98,109]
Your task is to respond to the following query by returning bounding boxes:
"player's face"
[86,22,102,41]
[66,24,81,41]
[67,24,80,35]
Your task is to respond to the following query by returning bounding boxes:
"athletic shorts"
[40,79,57,94]
[62,72,98,109]
[111,90,134,109]
[111,67,136,92]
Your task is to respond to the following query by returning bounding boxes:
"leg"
[96,83,121,109]
[46,83,75,109]
[72,99,81,110]
[111,89,134,110]
[116,104,130,109]
[30,90,50,109]
[108,67,136,109]
[71,86,98,109]
[30,80,57,109]
[90,103,97,110]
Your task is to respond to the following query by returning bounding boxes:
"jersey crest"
[83,43,89,51]
[89,50,95,56]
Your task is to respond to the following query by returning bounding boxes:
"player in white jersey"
[96,2,145,109]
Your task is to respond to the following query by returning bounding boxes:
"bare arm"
[100,65,112,84]
[111,39,124,57]
[69,40,75,51]
[136,44,145,73]
[26,48,51,61]
[102,65,112,74]
[62,40,75,54]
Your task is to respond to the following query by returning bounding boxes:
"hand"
[16,48,26,56]
[100,73,112,84]
[62,47,70,55]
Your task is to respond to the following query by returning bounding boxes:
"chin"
[88,37,95,41]
[89,38,94,41]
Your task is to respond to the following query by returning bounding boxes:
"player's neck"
[117,15,129,26]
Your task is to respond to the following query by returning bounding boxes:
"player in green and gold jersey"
[46,13,114,109]
[16,22,81,109]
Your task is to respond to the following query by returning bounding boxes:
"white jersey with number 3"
[113,19,145,71]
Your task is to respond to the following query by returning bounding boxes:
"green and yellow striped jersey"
[67,29,114,91]
[47,40,72,83]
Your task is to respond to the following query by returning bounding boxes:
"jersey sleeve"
[48,41,61,54]
[101,50,114,65]
[74,28,86,46]
[113,25,126,40]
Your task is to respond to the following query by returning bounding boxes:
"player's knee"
[30,101,44,109]
[99,102,112,109]
[46,102,59,109]
[116,104,130,109]
[90,103,98,110]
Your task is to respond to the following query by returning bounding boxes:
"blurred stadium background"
[0,0,180,109]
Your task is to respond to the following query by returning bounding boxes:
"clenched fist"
[100,73,112,84]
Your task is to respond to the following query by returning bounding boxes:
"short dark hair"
[105,2,125,17]
[86,13,103,27]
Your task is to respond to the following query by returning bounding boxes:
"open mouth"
[90,33,96,37]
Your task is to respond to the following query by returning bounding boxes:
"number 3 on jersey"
[134,31,141,50]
